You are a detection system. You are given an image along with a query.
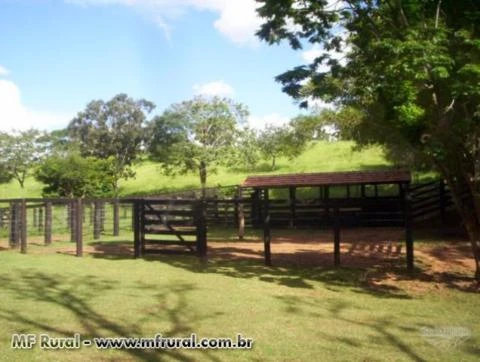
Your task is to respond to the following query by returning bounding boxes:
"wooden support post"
[404,185,414,271]
[133,201,142,258]
[38,207,43,232]
[75,198,83,257]
[93,201,101,240]
[236,187,245,240]
[289,187,296,228]
[263,188,271,266]
[45,202,52,245]
[20,199,27,254]
[9,202,16,247]
[195,200,207,259]
[113,199,120,236]
[333,206,340,267]
[251,189,260,228]
[70,200,76,242]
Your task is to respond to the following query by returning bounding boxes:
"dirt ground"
[2,227,478,293]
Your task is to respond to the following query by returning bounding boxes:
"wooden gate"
[133,199,207,258]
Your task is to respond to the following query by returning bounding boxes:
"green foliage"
[258,124,308,170]
[225,127,262,171]
[257,0,480,278]
[68,93,155,194]
[151,96,249,192]
[0,129,45,188]
[34,153,115,198]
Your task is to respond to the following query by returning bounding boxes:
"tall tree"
[35,153,115,198]
[68,93,155,195]
[257,0,480,279]
[258,124,308,170]
[0,129,45,188]
[150,96,248,196]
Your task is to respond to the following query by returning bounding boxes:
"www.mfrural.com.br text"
[11,333,254,350]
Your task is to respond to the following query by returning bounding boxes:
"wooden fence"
[133,199,207,257]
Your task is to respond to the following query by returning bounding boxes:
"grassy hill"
[0,141,395,198]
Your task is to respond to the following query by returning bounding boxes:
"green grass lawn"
[0,228,478,362]
[0,141,395,199]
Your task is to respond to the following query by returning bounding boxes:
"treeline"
[0,94,356,198]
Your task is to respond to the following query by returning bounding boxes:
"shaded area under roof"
[241,170,411,188]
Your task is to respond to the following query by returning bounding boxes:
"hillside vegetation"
[0,141,394,198]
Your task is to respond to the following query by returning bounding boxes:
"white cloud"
[302,45,323,63]
[0,65,9,77]
[66,0,262,47]
[0,79,73,132]
[248,113,290,130]
[193,80,235,97]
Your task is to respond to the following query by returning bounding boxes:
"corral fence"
[0,180,462,257]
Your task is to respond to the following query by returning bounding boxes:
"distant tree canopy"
[148,96,249,195]
[68,93,155,194]
[0,129,45,188]
[34,153,115,198]
[258,124,309,170]
[256,0,480,279]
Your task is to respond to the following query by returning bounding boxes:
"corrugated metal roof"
[242,170,411,188]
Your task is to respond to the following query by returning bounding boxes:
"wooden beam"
[44,202,52,245]
[113,199,120,236]
[263,188,271,266]
[404,183,414,271]
[333,206,340,266]
[20,199,27,254]
[133,201,141,258]
[76,198,83,257]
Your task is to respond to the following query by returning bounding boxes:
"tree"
[150,96,248,196]
[68,93,155,195]
[34,153,115,198]
[258,124,308,170]
[257,1,480,279]
[0,129,45,188]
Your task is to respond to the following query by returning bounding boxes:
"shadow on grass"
[85,229,479,297]
[0,272,222,362]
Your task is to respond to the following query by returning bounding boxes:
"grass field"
[0,141,396,199]
[0,227,478,362]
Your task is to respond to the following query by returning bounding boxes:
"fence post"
[9,202,16,247]
[45,201,52,245]
[70,200,76,242]
[38,207,43,232]
[263,188,271,266]
[113,199,120,236]
[195,200,207,260]
[404,187,414,272]
[76,198,83,257]
[333,206,340,267]
[133,201,142,258]
[20,199,27,254]
[93,201,101,240]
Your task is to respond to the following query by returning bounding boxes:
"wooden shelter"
[241,170,414,270]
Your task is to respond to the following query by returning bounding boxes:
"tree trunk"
[271,156,276,170]
[18,179,24,188]
[199,161,207,199]
[442,171,480,282]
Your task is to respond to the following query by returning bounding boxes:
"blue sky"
[0,0,326,132]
